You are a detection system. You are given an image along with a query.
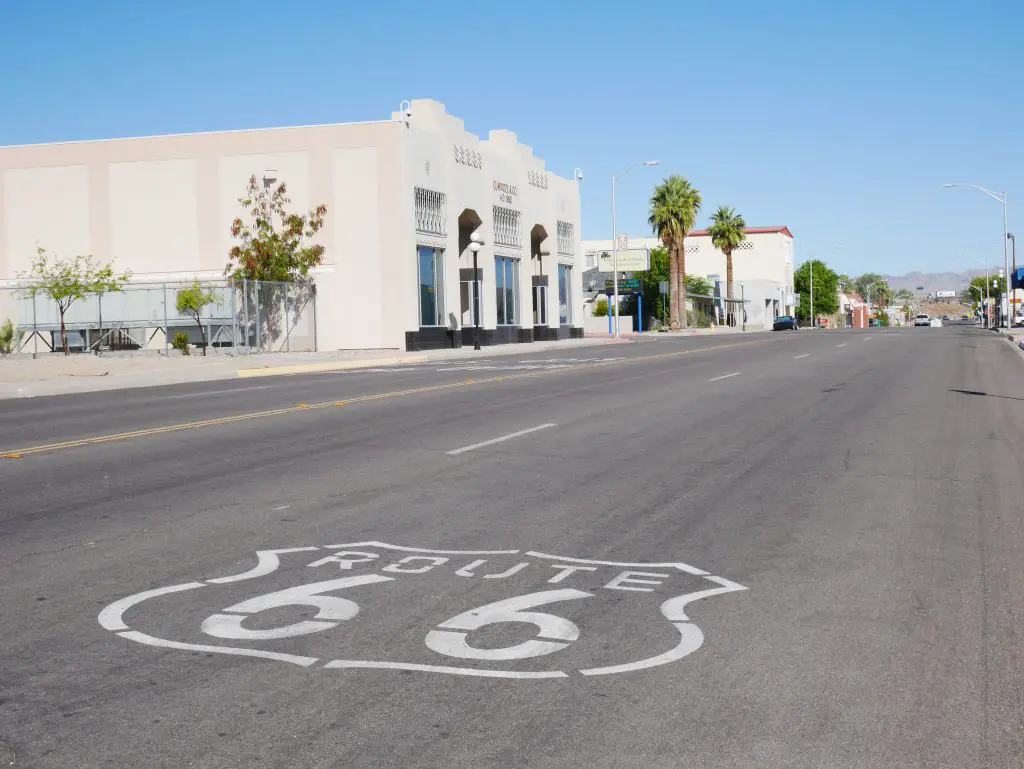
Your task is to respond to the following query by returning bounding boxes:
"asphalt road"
[3,325,1023,768]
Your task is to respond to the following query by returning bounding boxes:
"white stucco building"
[0,99,583,352]
[581,227,795,329]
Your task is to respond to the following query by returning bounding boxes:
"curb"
[237,356,428,378]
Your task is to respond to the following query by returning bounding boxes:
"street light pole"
[611,160,659,337]
[808,259,814,328]
[943,183,1009,328]
[740,282,745,331]
[1009,232,1017,322]
[469,232,484,350]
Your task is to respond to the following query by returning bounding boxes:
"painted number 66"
[201,579,592,662]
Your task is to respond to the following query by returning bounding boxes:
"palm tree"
[649,176,702,328]
[707,206,747,326]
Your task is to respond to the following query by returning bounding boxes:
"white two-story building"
[0,99,583,352]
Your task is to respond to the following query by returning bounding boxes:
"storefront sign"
[493,181,518,206]
[606,278,643,293]
[598,248,650,273]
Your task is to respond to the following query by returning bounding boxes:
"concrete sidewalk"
[0,326,770,400]
[0,336,635,399]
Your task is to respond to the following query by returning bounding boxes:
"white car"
[914,314,930,327]
[930,317,943,327]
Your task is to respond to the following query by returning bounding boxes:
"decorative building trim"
[453,145,483,169]
[492,205,522,249]
[416,235,447,250]
[528,169,549,189]
[414,187,447,237]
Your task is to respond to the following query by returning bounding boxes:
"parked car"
[930,317,943,327]
[914,314,930,327]
[772,315,798,331]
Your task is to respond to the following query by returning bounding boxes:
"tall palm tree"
[707,206,747,325]
[649,176,702,328]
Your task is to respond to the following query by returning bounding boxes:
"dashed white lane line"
[794,354,811,359]
[447,423,557,456]
[273,505,291,511]
[837,343,847,348]
[165,385,277,400]
[707,372,741,382]
[864,336,873,340]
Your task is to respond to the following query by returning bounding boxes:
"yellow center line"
[3,336,780,458]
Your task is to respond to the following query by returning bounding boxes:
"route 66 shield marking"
[98,542,747,679]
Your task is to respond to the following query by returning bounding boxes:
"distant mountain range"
[880,268,1003,294]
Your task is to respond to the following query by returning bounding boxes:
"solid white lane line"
[447,423,556,456]
[166,385,277,400]
[794,354,811,359]
[837,343,847,347]
[707,372,740,382]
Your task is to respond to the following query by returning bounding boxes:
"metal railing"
[0,279,317,355]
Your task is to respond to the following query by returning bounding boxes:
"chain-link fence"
[0,279,317,355]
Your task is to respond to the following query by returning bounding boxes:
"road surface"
[2,325,1023,768]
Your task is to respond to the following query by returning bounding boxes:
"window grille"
[557,221,575,256]
[492,205,522,249]
[414,187,447,237]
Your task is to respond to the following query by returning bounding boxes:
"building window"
[557,221,575,257]
[558,264,572,324]
[494,255,521,325]
[415,188,447,237]
[533,285,548,326]
[492,206,522,249]
[418,246,445,326]
[460,273,482,327]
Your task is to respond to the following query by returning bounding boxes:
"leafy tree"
[226,176,327,349]
[0,318,19,357]
[592,298,609,317]
[794,260,839,322]
[175,281,219,356]
[852,273,891,308]
[649,176,701,329]
[18,247,130,355]
[707,205,747,322]
[226,176,328,282]
[634,247,713,327]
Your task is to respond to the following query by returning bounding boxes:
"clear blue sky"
[2,0,1021,277]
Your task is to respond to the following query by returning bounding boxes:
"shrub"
[0,319,18,357]
[172,332,191,355]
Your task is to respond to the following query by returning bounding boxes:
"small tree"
[0,319,19,358]
[226,176,326,350]
[226,176,327,283]
[19,248,130,355]
[176,281,219,356]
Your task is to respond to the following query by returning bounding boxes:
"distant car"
[930,318,943,327]
[772,315,798,331]
[914,314,930,327]
[962,315,970,321]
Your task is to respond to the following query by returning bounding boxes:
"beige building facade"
[0,99,583,351]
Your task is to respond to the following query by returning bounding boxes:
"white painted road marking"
[864,336,873,340]
[166,385,277,400]
[837,343,847,348]
[794,354,811,359]
[707,372,740,382]
[273,505,291,511]
[447,423,556,456]
[99,541,748,679]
